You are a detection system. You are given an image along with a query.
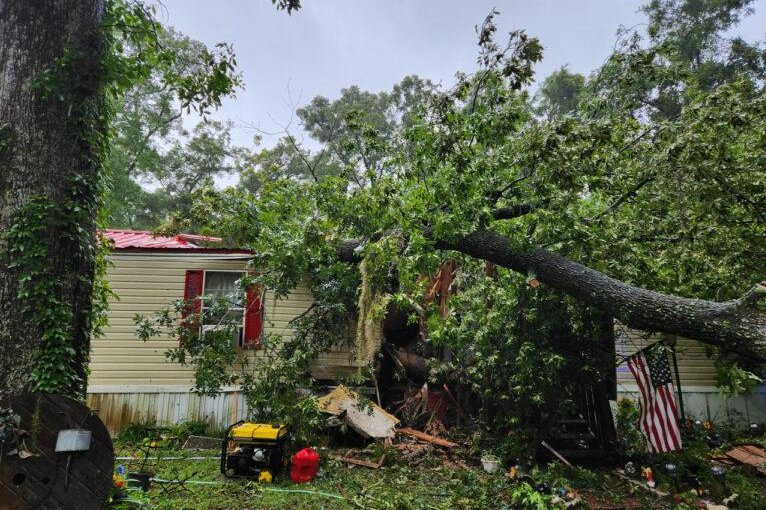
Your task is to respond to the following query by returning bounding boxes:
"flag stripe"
[635,354,666,452]
[658,385,681,449]
[627,347,682,453]
[628,354,654,452]
[629,354,659,452]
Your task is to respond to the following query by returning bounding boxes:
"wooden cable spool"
[0,394,114,510]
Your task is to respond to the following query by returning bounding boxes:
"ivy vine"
[1,0,244,396]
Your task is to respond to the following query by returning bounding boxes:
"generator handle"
[221,420,246,476]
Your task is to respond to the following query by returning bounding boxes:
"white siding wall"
[88,251,362,433]
[614,327,766,425]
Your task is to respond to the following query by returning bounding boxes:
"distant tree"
[240,75,436,191]
[108,29,242,229]
[594,0,765,119]
[535,66,586,118]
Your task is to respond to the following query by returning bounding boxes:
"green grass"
[109,439,766,510]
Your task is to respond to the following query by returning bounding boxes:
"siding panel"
[89,252,361,391]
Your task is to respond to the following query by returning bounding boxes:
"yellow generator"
[220,421,289,479]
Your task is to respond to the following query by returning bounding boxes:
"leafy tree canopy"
[535,66,586,118]
[185,2,766,359]
[107,27,244,229]
[240,75,437,192]
[141,0,766,445]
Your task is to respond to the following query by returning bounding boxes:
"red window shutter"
[180,270,204,345]
[243,284,264,348]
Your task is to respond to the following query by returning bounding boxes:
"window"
[201,271,246,348]
[183,269,264,349]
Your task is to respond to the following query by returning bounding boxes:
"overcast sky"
[154,0,766,149]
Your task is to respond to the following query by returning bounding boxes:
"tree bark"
[436,229,766,361]
[339,229,766,361]
[0,0,106,397]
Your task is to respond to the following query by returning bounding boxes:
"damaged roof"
[103,229,251,253]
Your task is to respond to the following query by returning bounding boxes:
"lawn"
[107,435,766,510]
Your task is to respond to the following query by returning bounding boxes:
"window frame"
[200,269,248,348]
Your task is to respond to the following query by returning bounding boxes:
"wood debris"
[725,444,766,475]
[423,416,447,437]
[397,427,457,448]
[318,385,400,439]
[541,440,572,467]
[708,453,736,466]
[395,441,433,463]
[329,453,386,469]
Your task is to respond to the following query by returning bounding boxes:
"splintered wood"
[397,427,457,448]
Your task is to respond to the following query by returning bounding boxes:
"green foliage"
[425,265,615,452]
[136,295,328,443]
[5,192,113,395]
[3,0,242,396]
[115,420,216,446]
[271,0,301,14]
[508,482,552,510]
[6,199,80,393]
[139,3,766,453]
[535,66,586,118]
[715,358,764,396]
[107,24,243,229]
[237,334,325,444]
[240,75,436,192]
[615,398,647,456]
[167,4,766,444]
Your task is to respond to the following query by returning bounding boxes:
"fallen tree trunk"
[339,229,766,361]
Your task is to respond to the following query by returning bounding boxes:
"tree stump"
[0,394,114,510]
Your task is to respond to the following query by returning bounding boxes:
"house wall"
[88,255,765,434]
[87,251,363,434]
[614,328,766,425]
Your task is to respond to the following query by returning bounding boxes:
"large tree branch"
[436,229,766,361]
[337,229,766,361]
[492,203,535,219]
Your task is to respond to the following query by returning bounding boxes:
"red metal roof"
[104,229,228,250]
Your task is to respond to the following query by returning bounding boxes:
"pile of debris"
[317,384,463,469]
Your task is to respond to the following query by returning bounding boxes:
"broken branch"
[397,427,458,448]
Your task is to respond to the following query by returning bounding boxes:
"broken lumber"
[318,385,399,439]
[725,444,766,475]
[329,454,386,469]
[397,427,457,448]
[541,440,572,467]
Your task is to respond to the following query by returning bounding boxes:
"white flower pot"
[481,455,500,474]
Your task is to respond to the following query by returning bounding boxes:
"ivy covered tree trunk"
[0,0,107,397]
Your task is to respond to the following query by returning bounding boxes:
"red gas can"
[290,447,320,483]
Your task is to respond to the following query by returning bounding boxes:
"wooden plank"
[397,428,457,448]
[725,445,766,475]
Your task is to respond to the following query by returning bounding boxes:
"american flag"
[627,343,682,452]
